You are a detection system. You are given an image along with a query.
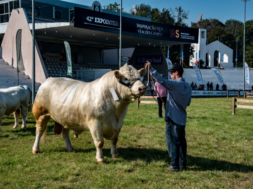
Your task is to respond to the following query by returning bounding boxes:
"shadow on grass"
[43,146,253,173]
[11,125,55,137]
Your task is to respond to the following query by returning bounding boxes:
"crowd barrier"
[232,98,253,115]
[244,92,253,99]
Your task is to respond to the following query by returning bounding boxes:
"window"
[201,31,205,38]
[55,10,61,19]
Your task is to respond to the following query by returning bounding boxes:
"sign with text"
[74,7,199,43]
[136,55,163,65]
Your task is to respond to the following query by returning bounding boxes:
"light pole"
[236,37,239,69]
[241,0,249,92]
[32,0,35,103]
[119,0,122,69]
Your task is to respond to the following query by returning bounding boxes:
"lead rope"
[144,67,165,104]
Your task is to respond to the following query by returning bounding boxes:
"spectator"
[210,82,213,90]
[207,82,210,90]
[216,84,219,90]
[154,82,167,118]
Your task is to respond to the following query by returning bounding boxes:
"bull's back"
[33,77,93,129]
[0,86,29,115]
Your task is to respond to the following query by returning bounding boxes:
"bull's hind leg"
[89,119,105,163]
[20,106,28,129]
[13,109,20,129]
[32,115,50,154]
[111,136,120,158]
[62,128,74,152]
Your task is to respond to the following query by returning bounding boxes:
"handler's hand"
[145,61,152,70]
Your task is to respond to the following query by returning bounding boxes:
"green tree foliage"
[172,6,189,27]
[225,19,243,37]
[131,4,152,18]
[103,2,122,12]
[207,28,235,48]
[191,19,225,36]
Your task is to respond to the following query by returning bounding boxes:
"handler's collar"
[117,78,140,88]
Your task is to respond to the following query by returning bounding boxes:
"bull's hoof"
[13,125,18,129]
[96,158,106,163]
[21,126,26,129]
[74,134,78,138]
[112,154,120,159]
[32,149,40,154]
[66,148,75,152]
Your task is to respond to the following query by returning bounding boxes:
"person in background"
[207,82,210,90]
[154,82,167,118]
[210,82,213,90]
[216,84,219,90]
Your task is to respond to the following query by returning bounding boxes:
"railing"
[137,96,157,108]
[244,92,253,99]
[227,90,251,98]
[232,98,253,115]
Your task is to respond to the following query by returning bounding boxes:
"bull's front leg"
[62,127,74,152]
[89,119,105,163]
[20,106,28,129]
[13,109,20,129]
[111,136,120,158]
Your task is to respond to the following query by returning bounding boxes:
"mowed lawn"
[0,97,253,188]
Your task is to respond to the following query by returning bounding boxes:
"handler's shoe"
[165,165,179,172]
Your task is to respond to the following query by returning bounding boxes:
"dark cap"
[168,64,184,75]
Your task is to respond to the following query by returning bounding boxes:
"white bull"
[32,64,147,162]
[0,85,32,131]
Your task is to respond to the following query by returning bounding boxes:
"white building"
[190,29,234,68]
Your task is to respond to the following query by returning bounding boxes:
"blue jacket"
[150,68,191,126]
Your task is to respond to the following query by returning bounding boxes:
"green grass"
[0,97,253,188]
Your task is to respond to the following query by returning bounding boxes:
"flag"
[211,68,224,85]
[245,62,250,84]
[193,65,203,85]
[64,41,72,78]
[166,58,173,80]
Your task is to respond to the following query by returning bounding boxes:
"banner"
[166,58,173,80]
[64,41,72,78]
[74,7,199,43]
[193,65,203,85]
[245,62,250,84]
[211,68,224,85]
[136,55,163,65]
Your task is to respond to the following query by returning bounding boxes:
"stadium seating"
[184,68,253,90]
[0,59,41,90]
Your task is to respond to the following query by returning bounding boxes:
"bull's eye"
[125,78,128,81]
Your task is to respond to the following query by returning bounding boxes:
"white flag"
[166,58,173,80]
[245,62,250,84]
[211,68,224,85]
[193,65,203,85]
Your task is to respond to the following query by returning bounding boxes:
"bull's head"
[114,64,147,98]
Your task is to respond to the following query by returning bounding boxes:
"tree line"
[104,3,253,67]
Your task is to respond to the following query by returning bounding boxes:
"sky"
[62,0,253,26]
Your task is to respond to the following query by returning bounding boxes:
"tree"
[172,6,189,27]
[131,4,152,18]
[103,2,122,12]
[191,19,225,36]
[225,19,243,37]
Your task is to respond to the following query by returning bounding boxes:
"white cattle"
[0,85,32,131]
[32,64,147,162]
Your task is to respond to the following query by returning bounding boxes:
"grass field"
[0,97,253,188]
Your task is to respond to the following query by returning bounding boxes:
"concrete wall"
[1,8,47,84]
[129,46,168,78]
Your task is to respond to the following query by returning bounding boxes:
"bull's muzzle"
[139,87,146,96]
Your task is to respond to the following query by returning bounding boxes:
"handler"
[145,61,191,172]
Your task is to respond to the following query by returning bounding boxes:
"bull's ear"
[114,71,121,80]
[138,68,147,77]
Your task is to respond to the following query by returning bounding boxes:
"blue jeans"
[165,119,187,170]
